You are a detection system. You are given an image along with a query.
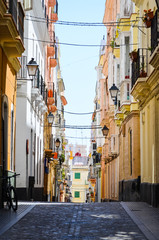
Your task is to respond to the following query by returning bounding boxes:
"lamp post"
[109,83,119,104]
[26,58,39,78]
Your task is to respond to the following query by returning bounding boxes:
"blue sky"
[55,0,106,154]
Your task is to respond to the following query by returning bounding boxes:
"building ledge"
[149,45,159,69]
[115,111,124,121]
[0,14,24,71]
[131,77,150,105]
[31,88,40,101]
[120,103,130,115]
[119,18,131,32]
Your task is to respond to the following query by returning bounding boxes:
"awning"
[61,95,67,106]
[48,105,57,112]
[45,149,58,159]
[47,97,55,105]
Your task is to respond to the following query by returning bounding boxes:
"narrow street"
[0,202,155,240]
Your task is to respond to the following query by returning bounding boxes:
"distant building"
[71,156,89,203]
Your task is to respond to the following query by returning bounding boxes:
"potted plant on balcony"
[139,64,147,77]
[129,49,138,62]
[143,9,154,28]
[110,38,115,49]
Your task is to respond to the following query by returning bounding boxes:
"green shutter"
[74,191,80,198]
[75,173,80,179]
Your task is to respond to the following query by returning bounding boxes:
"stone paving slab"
[0,202,147,240]
[0,202,35,236]
[121,202,159,240]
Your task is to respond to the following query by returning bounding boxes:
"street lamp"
[55,138,60,150]
[109,83,119,103]
[102,125,109,138]
[47,112,54,125]
[26,58,39,77]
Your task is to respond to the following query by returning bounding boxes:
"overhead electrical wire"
[57,109,101,115]
[24,37,138,47]
[25,15,143,27]
[57,135,104,140]
[43,124,102,129]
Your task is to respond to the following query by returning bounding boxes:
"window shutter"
[75,173,80,179]
[24,0,32,11]
[74,191,80,198]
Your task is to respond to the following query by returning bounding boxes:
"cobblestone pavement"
[1,202,147,240]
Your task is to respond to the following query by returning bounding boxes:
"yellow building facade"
[131,0,159,207]
[0,0,24,207]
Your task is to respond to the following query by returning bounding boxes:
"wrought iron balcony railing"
[18,2,24,41]
[33,70,47,105]
[151,10,159,54]
[5,0,24,41]
[131,48,148,88]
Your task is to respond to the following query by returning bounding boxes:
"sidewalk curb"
[0,205,35,236]
[120,202,157,240]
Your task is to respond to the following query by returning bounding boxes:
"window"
[75,173,80,179]
[74,191,80,198]
[127,83,130,100]
[24,0,32,11]
[125,36,130,77]
[17,56,27,79]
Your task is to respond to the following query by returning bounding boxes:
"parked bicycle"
[2,174,20,211]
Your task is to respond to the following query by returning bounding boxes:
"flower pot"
[143,11,154,28]
[140,71,147,77]
[146,11,154,21]
[144,20,152,28]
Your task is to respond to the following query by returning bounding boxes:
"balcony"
[0,0,24,71]
[32,70,47,105]
[108,135,119,157]
[6,0,24,42]
[131,48,148,88]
